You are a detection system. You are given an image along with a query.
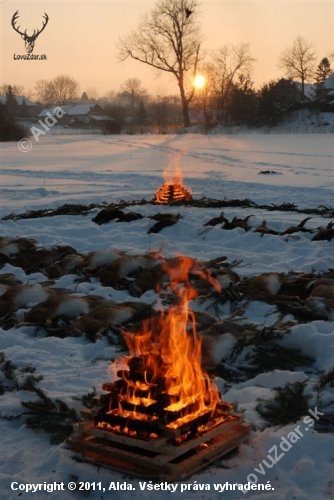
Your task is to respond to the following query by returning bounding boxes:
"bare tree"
[204,42,255,116]
[35,75,79,106]
[119,78,148,114]
[119,0,202,127]
[102,90,117,103]
[84,87,100,101]
[34,79,54,105]
[49,75,79,105]
[0,83,25,96]
[279,36,316,95]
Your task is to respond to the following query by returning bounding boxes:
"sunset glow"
[193,74,207,90]
[0,1,332,98]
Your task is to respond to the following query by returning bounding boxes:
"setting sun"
[193,74,206,90]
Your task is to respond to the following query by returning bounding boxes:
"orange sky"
[1,0,333,98]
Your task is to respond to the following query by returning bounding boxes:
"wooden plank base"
[68,417,251,482]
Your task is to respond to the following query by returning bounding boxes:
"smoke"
[163,151,184,185]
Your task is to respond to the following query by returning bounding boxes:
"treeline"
[0,69,333,141]
[200,72,334,129]
[0,49,333,138]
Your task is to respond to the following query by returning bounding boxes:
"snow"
[324,73,334,89]
[0,132,333,499]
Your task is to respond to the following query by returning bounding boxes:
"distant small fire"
[154,163,192,204]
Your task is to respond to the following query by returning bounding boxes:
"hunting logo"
[11,10,49,54]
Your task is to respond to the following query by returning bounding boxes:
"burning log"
[153,162,192,204]
[154,183,192,204]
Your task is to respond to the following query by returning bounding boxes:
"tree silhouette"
[0,86,26,141]
[34,75,79,106]
[5,85,18,121]
[119,0,202,127]
[279,36,316,96]
[258,79,300,125]
[120,78,147,115]
[48,75,79,105]
[315,57,332,85]
[315,57,333,103]
[204,42,255,124]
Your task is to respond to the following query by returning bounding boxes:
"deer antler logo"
[11,10,49,54]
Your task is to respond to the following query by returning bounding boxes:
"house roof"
[90,114,114,121]
[39,102,103,117]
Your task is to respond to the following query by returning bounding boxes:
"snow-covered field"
[0,133,333,499]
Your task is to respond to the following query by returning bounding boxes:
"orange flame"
[109,255,222,427]
[163,163,184,186]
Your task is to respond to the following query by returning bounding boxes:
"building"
[38,102,120,133]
